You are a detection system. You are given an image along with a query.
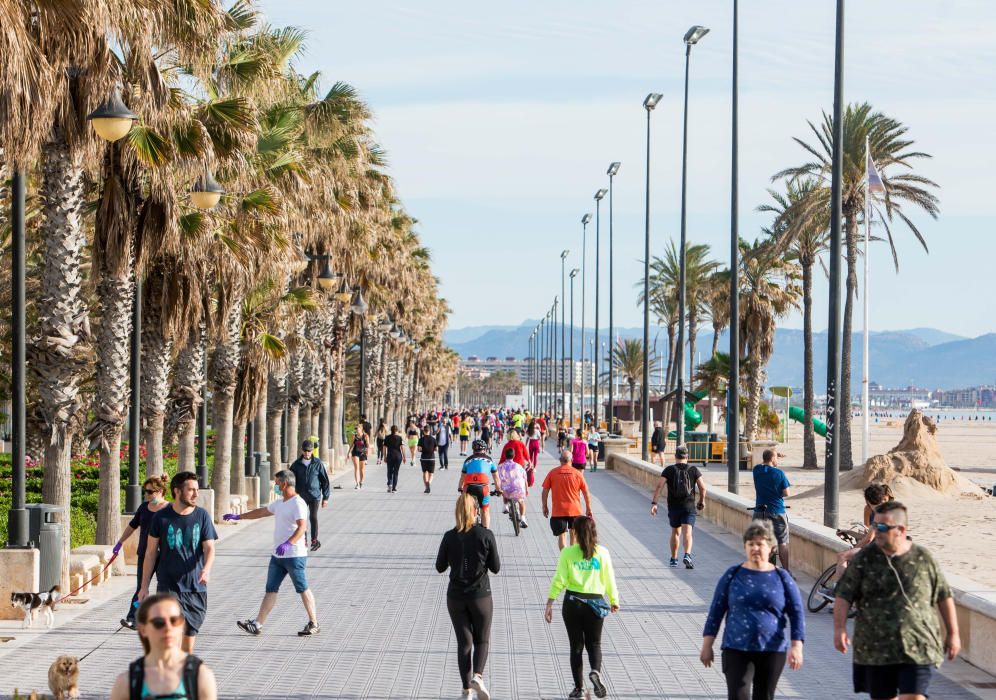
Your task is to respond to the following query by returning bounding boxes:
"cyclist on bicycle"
[459,440,502,529]
[496,447,529,529]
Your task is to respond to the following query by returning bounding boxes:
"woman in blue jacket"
[701,521,805,700]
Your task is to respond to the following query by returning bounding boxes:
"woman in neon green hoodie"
[545,516,620,700]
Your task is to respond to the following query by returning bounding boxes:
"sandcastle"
[840,409,984,497]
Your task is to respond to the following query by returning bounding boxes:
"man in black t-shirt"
[384,426,405,492]
[649,445,707,570]
[417,426,438,494]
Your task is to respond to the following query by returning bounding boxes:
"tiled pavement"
[1,445,992,699]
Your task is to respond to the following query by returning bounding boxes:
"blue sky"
[259,1,996,337]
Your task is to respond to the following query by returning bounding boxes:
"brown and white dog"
[48,654,80,699]
[10,585,61,629]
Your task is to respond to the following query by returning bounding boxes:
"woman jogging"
[110,593,218,699]
[545,516,619,699]
[351,424,369,489]
[384,425,405,492]
[375,419,387,465]
[406,421,420,466]
[525,419,542,468]
[116,474,170,629]
[701,521,805,700]
[570,429,588,470]
[436,494,500,700]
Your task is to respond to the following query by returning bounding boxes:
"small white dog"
[10,586,61,629]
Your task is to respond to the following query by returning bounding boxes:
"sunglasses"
[143,488,160,495]
[147,615,185,630]
[871,522,901,533]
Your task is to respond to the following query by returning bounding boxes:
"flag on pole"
[867,153,886,193]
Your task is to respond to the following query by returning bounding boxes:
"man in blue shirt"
[752,449,792,573]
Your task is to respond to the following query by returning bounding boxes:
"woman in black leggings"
[383,425,404,492]
[436,494,500,700]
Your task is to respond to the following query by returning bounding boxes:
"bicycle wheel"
[807,565,837,612]
[509,501,521,536]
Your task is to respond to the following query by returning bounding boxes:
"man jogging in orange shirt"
[542,450,593,550]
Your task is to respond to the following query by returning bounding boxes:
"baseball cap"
[675,444,689,458]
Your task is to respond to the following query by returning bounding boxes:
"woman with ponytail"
[116,473,171,629]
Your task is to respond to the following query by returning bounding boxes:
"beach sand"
[691,416,996,586]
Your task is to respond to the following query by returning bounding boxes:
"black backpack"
[671,464,694,501]
[129,654,201,700]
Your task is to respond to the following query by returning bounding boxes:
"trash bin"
[685,431,712,463]
[26,504,64,592]
[597,440,606,461]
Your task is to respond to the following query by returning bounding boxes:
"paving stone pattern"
[0,446,986,699]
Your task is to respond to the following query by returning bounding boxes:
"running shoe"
[120,618,136,630]
[567,688,585,699]
[502,505,509,514]
[470,674,490,700]
[669,558,679,568]
[310,540,321,552]
[359,482,363,489]
[354,484,359,490]
[392,487,397,492]
[237,619,262,635]
[297,621,320,636]
[387,486,392,493]
[683,553,694,569]
[520,518,528,528]
[589,670,607,698]
[424,485,430,494]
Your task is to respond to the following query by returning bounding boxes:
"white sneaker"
[354,484,359,490]
[502,505,509,514]
[471,674,490,700]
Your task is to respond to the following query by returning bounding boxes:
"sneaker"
[237,619,262,635]
[359,482,363,489]
[589,670,607,698]
[354,484,359,490]
[392,487,397,493]
[669,558,679,568]
[387,486,392,493]
[120,618,136,630]
[502,505,509,514]
[471,674,490,700]
[297,621,320,636]
[424,485,430,494]
[568,688,585,699]
[520,518,528,528]
[310,540,321,552]
[683,553,694,569]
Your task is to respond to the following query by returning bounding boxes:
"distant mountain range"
[444,324,995,390]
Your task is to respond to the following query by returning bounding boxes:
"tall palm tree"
[759,178,828,468]
[607,338,653,423]
[774,102,939,468]
[738,238,801,440]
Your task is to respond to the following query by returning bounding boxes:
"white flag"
[867,153,886,194]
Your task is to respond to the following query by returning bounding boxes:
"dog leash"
[63,551,120,599]
[78,624,126,663]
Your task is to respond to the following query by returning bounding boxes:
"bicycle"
[746,504,790,566]
[807,528,862,615]
[506,496,522,536]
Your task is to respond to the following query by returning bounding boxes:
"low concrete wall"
[606,451,996,677]
[0,548,40,620]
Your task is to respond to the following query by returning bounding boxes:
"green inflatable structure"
[788,406,828,437]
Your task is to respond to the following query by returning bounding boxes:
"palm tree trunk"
[299,405,313,447]
[210,305,241,519]
[802,260,819,469]
[140,282,172,476]
[266,363,288,475]
[168,328,206,473]
[839,213,858,470]
[688,310,698,384]
[231,421,246,496]
[318,373,331,466]
[286,403,300,465]
[745,365,767,441]
[710,323,721,359]
[254,382,267,467]
[34,132,88,589]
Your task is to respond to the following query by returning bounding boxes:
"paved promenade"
[1,446,992,699]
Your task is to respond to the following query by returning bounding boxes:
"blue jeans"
[265,556,309,593]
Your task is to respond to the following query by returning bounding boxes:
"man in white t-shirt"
[227,469,320,636]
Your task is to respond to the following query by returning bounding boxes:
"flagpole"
[862,135,870,466]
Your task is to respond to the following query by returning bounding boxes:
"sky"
[259,0,996,338]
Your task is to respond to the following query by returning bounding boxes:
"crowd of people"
[99,404,961,700]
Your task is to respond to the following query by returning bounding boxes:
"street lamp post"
[641,93,662,461]
[607,162,620,435]
[6,170,28,547]
[569,268,578,428]
[126,275,142,513]
[352,288,369,415]
[676,24,710,448]
[594,188,607,431]
[580,213,591,421]
[560,250,569,418]
[197,353,209,488]
[553,297,560,416]
[825,0,845,529]
[728,0,741,493]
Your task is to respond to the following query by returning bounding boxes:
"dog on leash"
[48,655,80,699]
[10,586,61,629]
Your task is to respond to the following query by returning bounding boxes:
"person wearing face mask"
[116,474,171,630]
[289,439,330,551]
[227,470,321,637]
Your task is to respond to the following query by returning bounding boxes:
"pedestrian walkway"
[1,446,991,699]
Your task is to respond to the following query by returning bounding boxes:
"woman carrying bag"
[701,521,805,700]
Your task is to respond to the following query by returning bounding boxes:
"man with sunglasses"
[289,439,330,552]
[833,501,960,700]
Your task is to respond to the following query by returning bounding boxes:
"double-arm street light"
[606,162,620,434]
[560,250,569,418]
[569,268,579,427]
[641,92,662,461]
[579,213,592,421]
[593,188,607,430]
[676,24,709,448]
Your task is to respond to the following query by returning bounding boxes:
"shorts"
[853,663,933,697]
[351,450,367,460]
[550,516,575,537]
[466,483,490,508]
[158,590,207,637]
[420,459,436,473]
[754,511,790,545]
[501,487,526,502]
[265,555,309,594]
[667,506,697,529]
[526,468,535,487]
[571,463,586,470]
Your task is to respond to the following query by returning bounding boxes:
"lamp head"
[560,249,569,260]
[581,213,592,225]
[570,268,579,278]
[318,260,339,290]
[190,171,224,210]
[350,288,368,316]
[87,86,138,142]
[607,162,621,176]
[594,188,608,201]
[684,25,710,45]
[335,279,353,302]
[390,324,402,339]
[643,93,663,111]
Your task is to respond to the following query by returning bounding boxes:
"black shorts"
[159,589,207,636]
[550,516,575,537]
[667,506,697,529]
[351,450,367,460]
[420,459,436,473]
[853,663,933,697]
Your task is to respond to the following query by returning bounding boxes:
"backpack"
[671,464,694,501]
[129,654,201,700]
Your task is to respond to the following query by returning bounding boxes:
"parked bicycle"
[807,528,862,615]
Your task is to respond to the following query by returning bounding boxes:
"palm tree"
[774,102,939,468]
[738,238,801,440]
[759,178,828,468]
[606,338,653,423]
